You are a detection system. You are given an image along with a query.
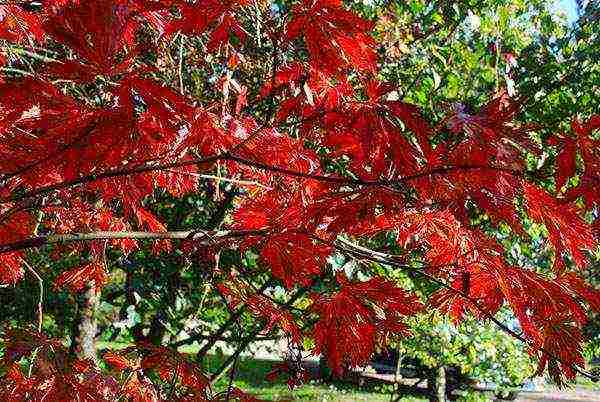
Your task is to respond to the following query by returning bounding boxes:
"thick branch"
[0,229,266,254]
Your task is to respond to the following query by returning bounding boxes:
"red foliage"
[286,0,377,74]
[312,275,422,374]
[0,329,119,402]
[54,261,108,293]
[0,5,44,44]
[260,232,331,288]
[0,0,598,394]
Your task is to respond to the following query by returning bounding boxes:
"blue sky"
[559,0,578,22]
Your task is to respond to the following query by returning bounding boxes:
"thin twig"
[165,169,272,189]
[178,34,185,95]
[21,259,43,332]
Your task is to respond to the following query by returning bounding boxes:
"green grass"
[574,375,600,391]
[204,355,425,401]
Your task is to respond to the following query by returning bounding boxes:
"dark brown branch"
[0,148,527,205]
[225,155,525,187]
[0,154,221,204]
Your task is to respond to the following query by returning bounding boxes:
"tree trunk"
[70,283,99,362]
[435,365,446,402]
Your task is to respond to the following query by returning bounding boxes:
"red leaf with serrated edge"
[286,0,377,75]
[43,0,144,74]
[0,253,25,286]
[104,352,135,372]
[54,261,107,293]
[260,232,331,288]
[386,100,435,164]
[207,13,246,52]
[0,210,32,285]
[311,275,421,375]
[140,344,208,395]
[164,0,248,40]
[0,5,44,43]
[523,183,594,270]
[121,372,160,402]
[555,138,577,191]
[247,295,302,342]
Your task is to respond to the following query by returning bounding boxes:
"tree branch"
[21,259,43,333]
[0,150,527,205]
[0,229,266,254]
[3,226,596,381]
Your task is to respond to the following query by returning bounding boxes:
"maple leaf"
[259,62,306,98]
[43,0,137,75]
[140,344,209,396]
[0,0,597,389]
[0,5,44,43]
[206,13,247,51]
[554,137,577,192]
[321,105,420,179]
[164,0,248,53]
[103,351,136,372]
[247,295,303,342]
[260,232,331,288]
[563,116,600,207]
[0,253,25,286]
[218,279,303,341]
[0,210,32,285]
[1,328,120,401]
[523,183,594,271]
[54,261,108,293]
[305,187,404,239]
[236,127,322,180]
[311,275,421,374]
[385,100,437,165]
[121,371,160,402]
[286,0,377,75]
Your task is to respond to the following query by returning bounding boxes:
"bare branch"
[0,229,266,254]
[21,259,44,332]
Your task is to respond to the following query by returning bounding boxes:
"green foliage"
[399,311,535,390]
